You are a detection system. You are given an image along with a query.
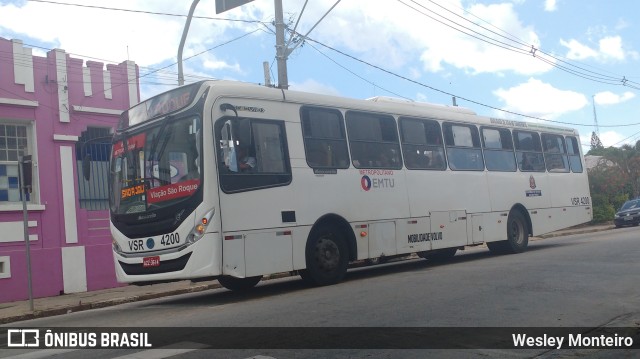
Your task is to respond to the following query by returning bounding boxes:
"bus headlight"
[185,208,215,247]
[112,237,123,254]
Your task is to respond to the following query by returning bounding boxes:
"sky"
[1,0,639,153]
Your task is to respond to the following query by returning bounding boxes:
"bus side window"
[513,130,545,172]
[215,117,291,193]
[443,123,484,171]
[399,117,445,170]
[300,107,350,169]
[346,111,402,170]
[566,136,583,173]
[481,127,516,172]
[542,133,569,173]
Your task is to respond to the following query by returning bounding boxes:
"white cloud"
[493,78,588,119]
[561,36,629,61]
[594,91,635,105]
[287,0,551,76]
[544,0,558,12]
[598,36,625,60]
[560,39,598,60]
[202,59,243,74]
[289,79,341,96]
[418,2,551,75]
[599,130,629,147]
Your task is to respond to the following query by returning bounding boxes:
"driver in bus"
[237,146,256,172]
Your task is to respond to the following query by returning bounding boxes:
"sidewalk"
[0,223,616,325]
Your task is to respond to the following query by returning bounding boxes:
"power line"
[302,34,640,128]
[26,0,268,25]
[305,41,412,101]
[397,0,640,90]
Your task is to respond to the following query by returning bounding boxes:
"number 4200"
[161,233,180,246]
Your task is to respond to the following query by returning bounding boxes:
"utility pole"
[274,0,289,89]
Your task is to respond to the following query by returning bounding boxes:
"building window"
[0,123,32,203]
[76,127,112,210]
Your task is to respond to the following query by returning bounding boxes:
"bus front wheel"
[302,224,349,286]
[487,210,529,254]
[218,275,262,291]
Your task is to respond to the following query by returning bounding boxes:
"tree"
[590,131,604,151]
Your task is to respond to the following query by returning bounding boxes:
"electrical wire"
[302,34,640,128]
[26,0,269,25]
[397,0,640,90]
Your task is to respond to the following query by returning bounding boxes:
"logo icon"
[361,176,372,191]
[146,238,155,249]
[529,175,536,189]
[7,329,40,347]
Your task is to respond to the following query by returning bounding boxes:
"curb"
[537,225,615,239]
[0,282,223,325]
[0,273,294,325]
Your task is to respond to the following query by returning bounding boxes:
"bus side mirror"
[82,154,91,181]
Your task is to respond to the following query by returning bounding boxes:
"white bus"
[108,80,592,290]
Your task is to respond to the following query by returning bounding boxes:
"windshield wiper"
[147,116,173,186]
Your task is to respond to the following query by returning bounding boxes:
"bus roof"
[148,80,579,136]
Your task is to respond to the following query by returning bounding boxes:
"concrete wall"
[0,37,139,302]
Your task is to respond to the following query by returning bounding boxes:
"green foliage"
[590,132,603,151]
[592,202,615,223]
[611,194,629,211]
[587,143,640,223]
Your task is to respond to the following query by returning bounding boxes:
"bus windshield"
[110,116,202,215]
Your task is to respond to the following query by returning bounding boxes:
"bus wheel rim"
[315,236,339,272]
[511,219,523,245]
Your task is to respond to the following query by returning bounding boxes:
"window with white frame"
[0,122,34,203]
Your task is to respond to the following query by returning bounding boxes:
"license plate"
[624,217,632,221]
[143,256,160,267]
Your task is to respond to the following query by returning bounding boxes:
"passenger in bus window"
[429,151,445,169]
[521,153,534,171]
[237,147,256,172]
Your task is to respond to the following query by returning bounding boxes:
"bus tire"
[418,248,457,262]
[488,210,528,254]
[303,224,349,286]
[218,275,262,292]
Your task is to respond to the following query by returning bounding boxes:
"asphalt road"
[2,227,639,358]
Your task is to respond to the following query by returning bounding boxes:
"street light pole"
[18,155,34,312]
[178,0,201,86]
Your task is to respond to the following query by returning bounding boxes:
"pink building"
[0,37,140,302]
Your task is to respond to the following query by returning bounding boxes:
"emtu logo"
[361,176,372,191]
[7,329,40,347]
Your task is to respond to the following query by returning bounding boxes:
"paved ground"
[0,223,616,325]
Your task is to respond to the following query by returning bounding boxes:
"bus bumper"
[113,232,221,284]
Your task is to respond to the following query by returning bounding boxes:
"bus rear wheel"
[218,275,262,291]
[487,210,529,254]
[302,224,349,286]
